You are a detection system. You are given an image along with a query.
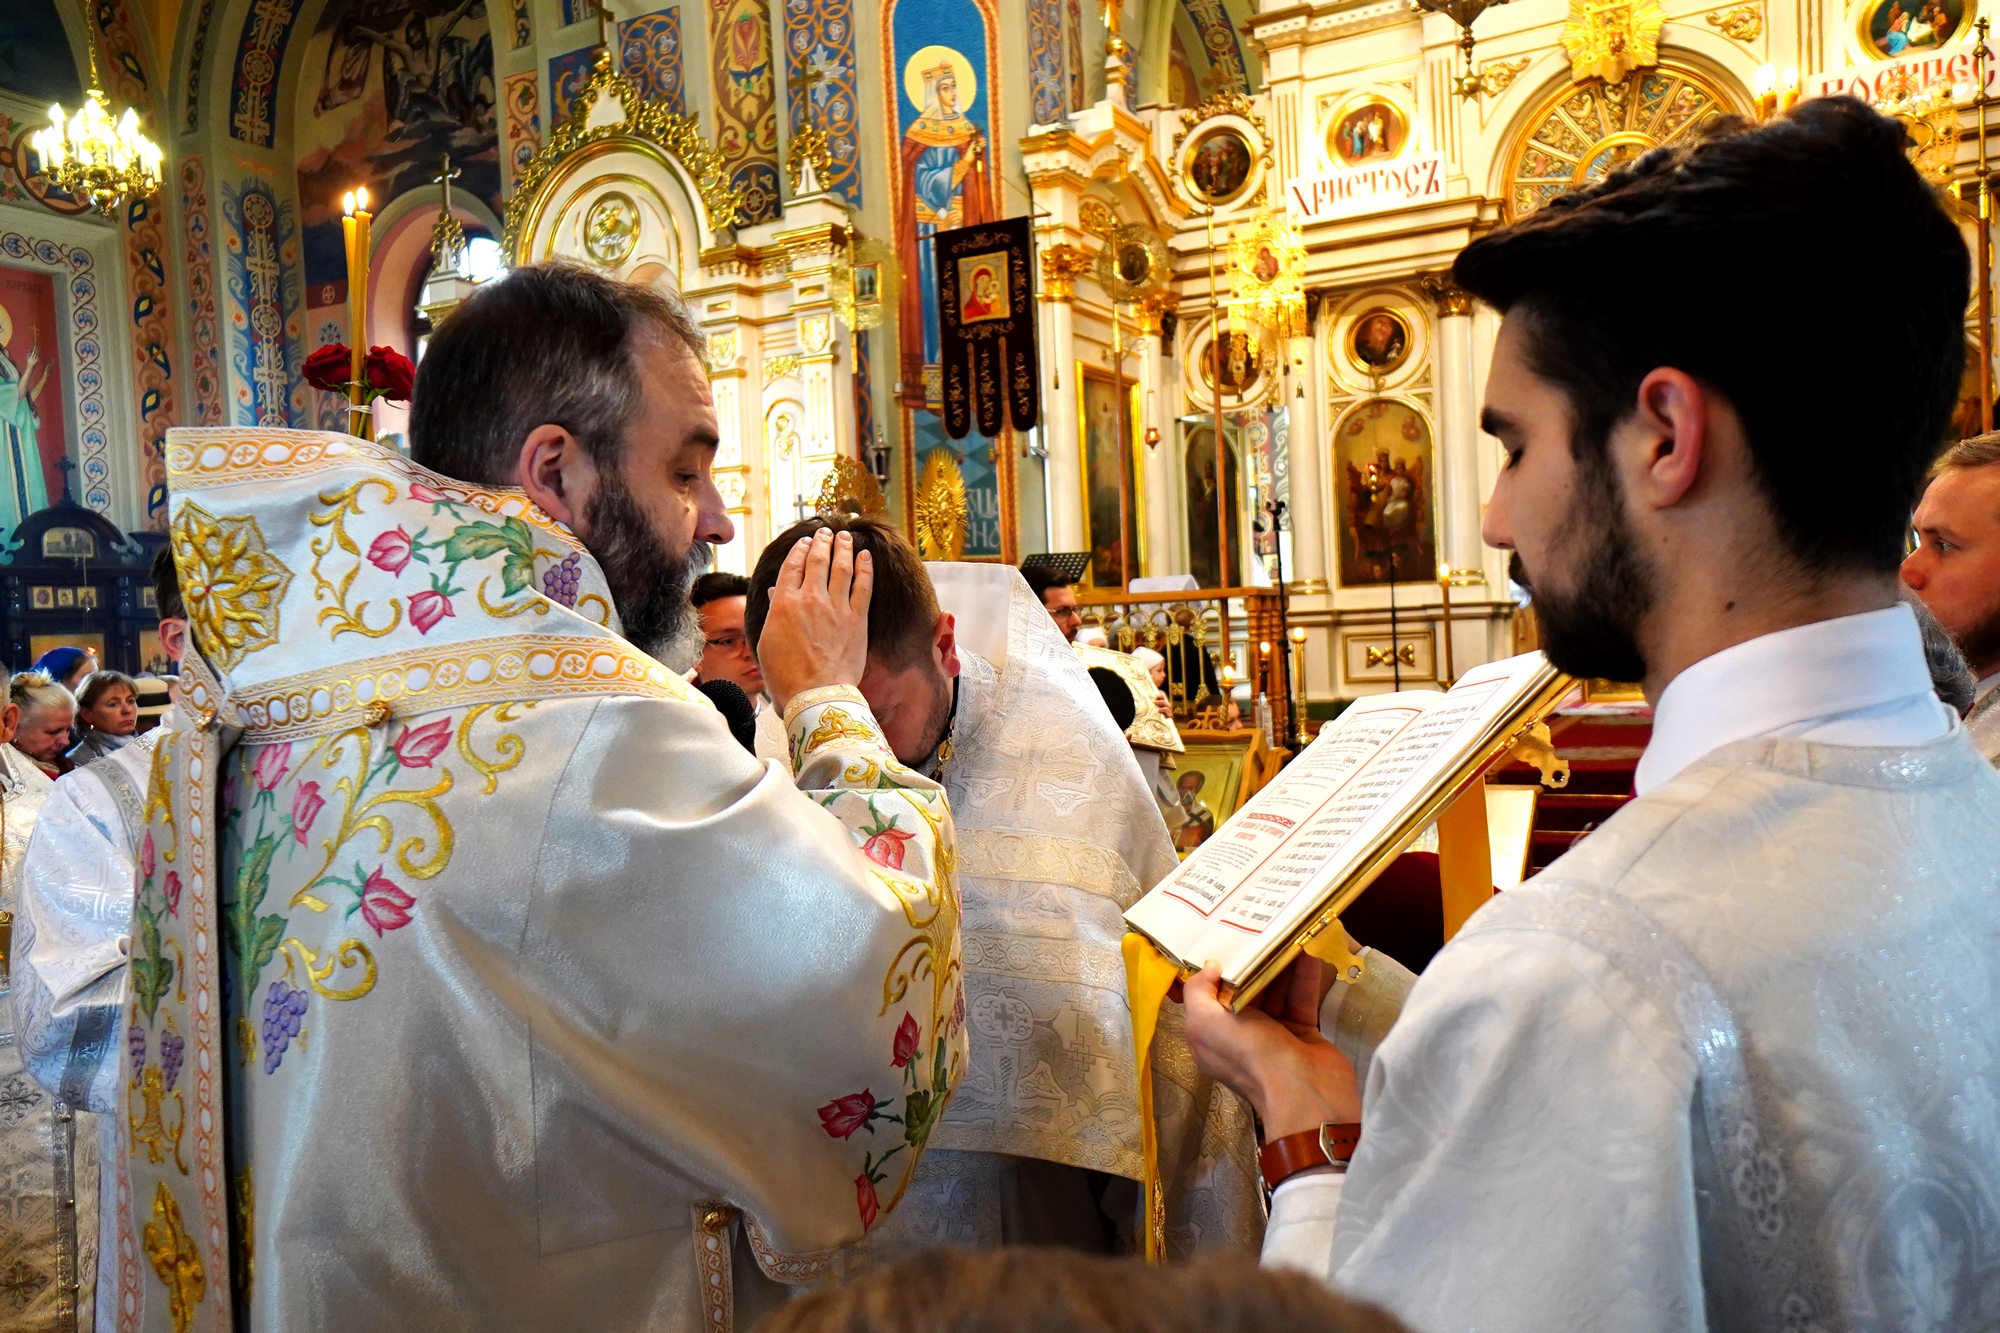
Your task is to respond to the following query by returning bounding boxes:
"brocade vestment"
[862,566,1261,1259]
[114,429,965,1333]
[0,739,94,1330]
[13,723,175,1332]
[1269,609,2000,1332]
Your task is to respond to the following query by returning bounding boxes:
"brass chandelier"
[30,4,164,216]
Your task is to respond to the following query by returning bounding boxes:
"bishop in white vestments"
[115,430,965,1333]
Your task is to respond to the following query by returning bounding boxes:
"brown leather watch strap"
[1258,1122,1362,1190]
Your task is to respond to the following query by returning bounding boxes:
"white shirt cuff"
[1260,1170,1345,1280]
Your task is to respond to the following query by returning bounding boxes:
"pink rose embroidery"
[860,825,915,871]
[409,590,455,635]
[252,742,292,792]
[856,1173,880,1229]
[138,830,156,879]
[366,527,414,575]
[291,781,325,845]
[409,481,446,503]
[358,867,415,936]
[891,1013,921,1069]
[817,1091,877,1140]
[391,717,454,769]
[161,871,182,918]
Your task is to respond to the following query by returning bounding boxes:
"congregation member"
[1183,98,2000,1332]
[11,546,186,1331]
[0,661,69,1330]
[1021,562,1082,642]
[30,645,96,696]
[64,667,141,764]
[1902,431,2000,761]
[691,569,787,763]
[112,262,964,1332]
[748,519,1262,1260]
[9,671,76,777]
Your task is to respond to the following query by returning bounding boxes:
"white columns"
[1434,282,1484,582]
[1041,246,1088,552]
[1286,305,1330,589]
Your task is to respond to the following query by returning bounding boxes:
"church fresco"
[709,0,782,226]
[884,0,997,403]
[294,0,502,304]
[785,0,862,205]
[0,265,68,529]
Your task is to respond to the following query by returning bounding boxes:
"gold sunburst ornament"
[1561,0,1666,85]
[913,451,968,561]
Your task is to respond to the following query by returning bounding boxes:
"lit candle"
[1754,64,1778,120]
[1779,66,1801,112]
[342,187,373,439]
[1437,560,1455,688]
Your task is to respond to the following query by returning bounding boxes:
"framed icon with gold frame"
[1346,307,1413,377]
[1181,125,1261,208]
[1324,92,1410,168]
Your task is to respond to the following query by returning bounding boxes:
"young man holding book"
[1180,97,2000,1331]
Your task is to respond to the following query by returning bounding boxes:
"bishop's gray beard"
[1512,458,1656,684]
[583,479,709,670]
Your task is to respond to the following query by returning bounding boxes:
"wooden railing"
[1074,586,1289,723]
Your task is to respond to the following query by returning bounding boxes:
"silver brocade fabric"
[0,742,98,1332]
[14,730,169,1333]
[1968,686,2000,766]
[115,428,965,1333]
[1331,728,2000,1332]
[891,568,1262,1259]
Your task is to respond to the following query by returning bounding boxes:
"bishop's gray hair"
[408,261,709,486]
[1904,590,1977,714]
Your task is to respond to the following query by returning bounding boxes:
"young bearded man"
[747,518,1264,1262]
[1902,433,2000,761]
[1022,563,1082,642]
[1183,98,2000,1332]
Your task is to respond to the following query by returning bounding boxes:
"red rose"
[303,343,352,393]
[861,826,915,871]
[391,716,454,769]
[252,741,293,791]
[358,866,414,936]
[409,481,446,504]
[408,589,455,634]
[291,781,325,845]
[139,829,156,879]
[890,1013,921,1069]
[817,1090,876,1140]
[367,526,413,575]
[162,871,182,917]
[856,1173,880,1230]
[364,345,416,402]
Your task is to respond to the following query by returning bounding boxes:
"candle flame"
[1755,64,1776,97]
[1782,66,1799,92]
[343,190,356,215]
[356,186,370,212]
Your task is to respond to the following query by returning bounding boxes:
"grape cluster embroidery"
[261,979,308,1074]
[542,552,583,608]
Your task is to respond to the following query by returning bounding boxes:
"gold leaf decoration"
[913,450,968,561]
[173,501,294,671]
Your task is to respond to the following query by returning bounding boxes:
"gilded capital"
[1418,272,1473,318]
[1040,243,1093,302]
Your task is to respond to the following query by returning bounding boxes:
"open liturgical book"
[1125,651,1577,1009]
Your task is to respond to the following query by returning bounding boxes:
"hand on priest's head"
[408,261,730,665]
[1461,96,1964,703]
[748,515,960,767]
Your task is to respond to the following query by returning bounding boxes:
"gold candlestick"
[342,186,373,440]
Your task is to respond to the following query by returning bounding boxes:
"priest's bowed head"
[1185,96,2000,1333]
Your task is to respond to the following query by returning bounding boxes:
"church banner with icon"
[934,215,1039,439]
